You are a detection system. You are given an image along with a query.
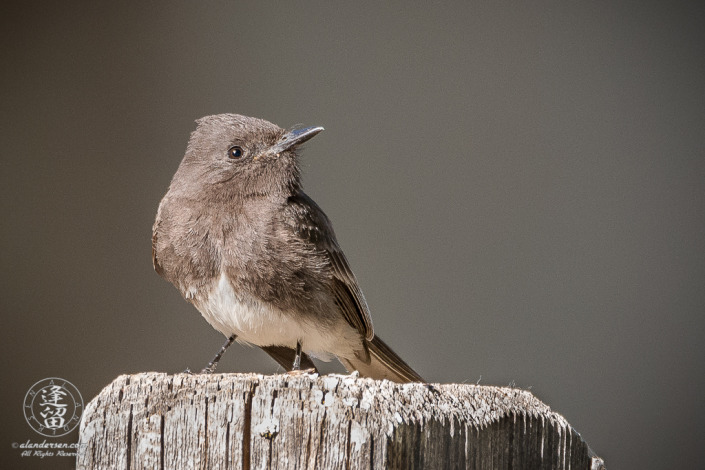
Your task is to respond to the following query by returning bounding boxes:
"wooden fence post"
[76,372,604,469]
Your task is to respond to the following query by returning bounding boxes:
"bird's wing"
[261,345,319,373]
[285,192,374,340]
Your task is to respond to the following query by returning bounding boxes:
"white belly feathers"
[193,272,359,361]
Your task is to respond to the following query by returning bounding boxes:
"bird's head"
[171,114,323,201]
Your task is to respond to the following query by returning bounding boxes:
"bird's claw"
[286,368,316,376]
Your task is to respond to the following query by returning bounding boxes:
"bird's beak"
[269,126,324,155]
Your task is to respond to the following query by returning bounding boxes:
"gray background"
[2,2,704,469]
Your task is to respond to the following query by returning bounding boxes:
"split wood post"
[76,372,604,469]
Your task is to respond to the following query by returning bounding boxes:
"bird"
[152,114,423,383]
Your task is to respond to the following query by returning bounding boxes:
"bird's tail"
[342,335,424,383]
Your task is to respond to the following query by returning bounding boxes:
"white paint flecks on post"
[76,372,605,469]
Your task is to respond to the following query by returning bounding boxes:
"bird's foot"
[199,334,237,374]
[286,368,316,376]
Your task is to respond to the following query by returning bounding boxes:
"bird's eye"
[228,146,244,159]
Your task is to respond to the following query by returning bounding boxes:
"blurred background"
[2,2,704,468]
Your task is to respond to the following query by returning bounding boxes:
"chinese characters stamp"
[23,378,83,437]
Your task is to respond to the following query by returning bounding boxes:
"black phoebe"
[152,114,423,383]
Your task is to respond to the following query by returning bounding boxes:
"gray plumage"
[153,114,423,383]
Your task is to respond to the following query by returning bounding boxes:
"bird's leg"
[292,340,302,371]
[201,334,236,374]
[286,341,315,376]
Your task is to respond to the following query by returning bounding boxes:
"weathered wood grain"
[77,372,604,469]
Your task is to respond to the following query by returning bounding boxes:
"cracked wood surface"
[77,372,604,469]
